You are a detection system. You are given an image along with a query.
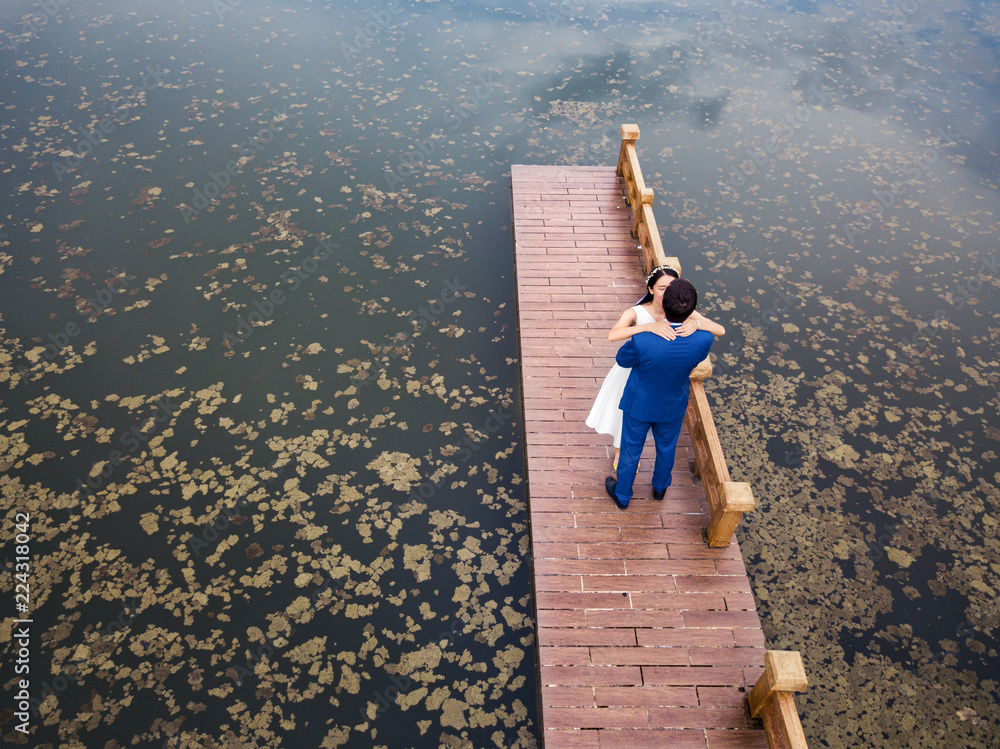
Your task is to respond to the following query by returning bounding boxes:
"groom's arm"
[615,337,640,368]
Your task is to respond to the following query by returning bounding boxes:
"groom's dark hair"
[663,278,698,323]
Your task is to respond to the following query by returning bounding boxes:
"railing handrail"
[616,124,810,749]
[685,375,756,548]
[616,124,670,274]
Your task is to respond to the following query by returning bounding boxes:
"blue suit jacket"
[615,329,713,422]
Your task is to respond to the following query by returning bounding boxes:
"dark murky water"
[1,0,998,747]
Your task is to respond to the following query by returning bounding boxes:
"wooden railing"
[616,124,672,275]
[617,122,758,549]
[616,124,810,749]
[685,364,756,548]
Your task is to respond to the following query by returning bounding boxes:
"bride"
[586,264,726,469]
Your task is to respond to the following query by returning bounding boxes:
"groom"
[606,278,713,509]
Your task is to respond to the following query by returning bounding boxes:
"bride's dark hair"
[637,264,680,305]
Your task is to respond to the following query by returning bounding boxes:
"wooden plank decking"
[512,164,769,749]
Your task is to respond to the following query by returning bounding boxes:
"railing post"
[617,123,641,195]
[747,651,810,749]
[707,481,755,548]
[689,355,713,382]
[634,187,653,237]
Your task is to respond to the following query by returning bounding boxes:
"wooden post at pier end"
[748,651,810,749]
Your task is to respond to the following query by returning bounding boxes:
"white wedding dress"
[585,305,656,448]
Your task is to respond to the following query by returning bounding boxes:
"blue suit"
[613,327,713,506]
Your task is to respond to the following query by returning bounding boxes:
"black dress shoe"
[652,477,672,500]
[605,476,628,509]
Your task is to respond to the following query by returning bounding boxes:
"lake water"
[1,0,998,747]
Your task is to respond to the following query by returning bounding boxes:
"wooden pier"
[511,134,808,749]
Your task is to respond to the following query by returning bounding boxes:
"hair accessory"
[645,264,678,284]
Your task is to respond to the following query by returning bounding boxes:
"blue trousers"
[614,413,684,506]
